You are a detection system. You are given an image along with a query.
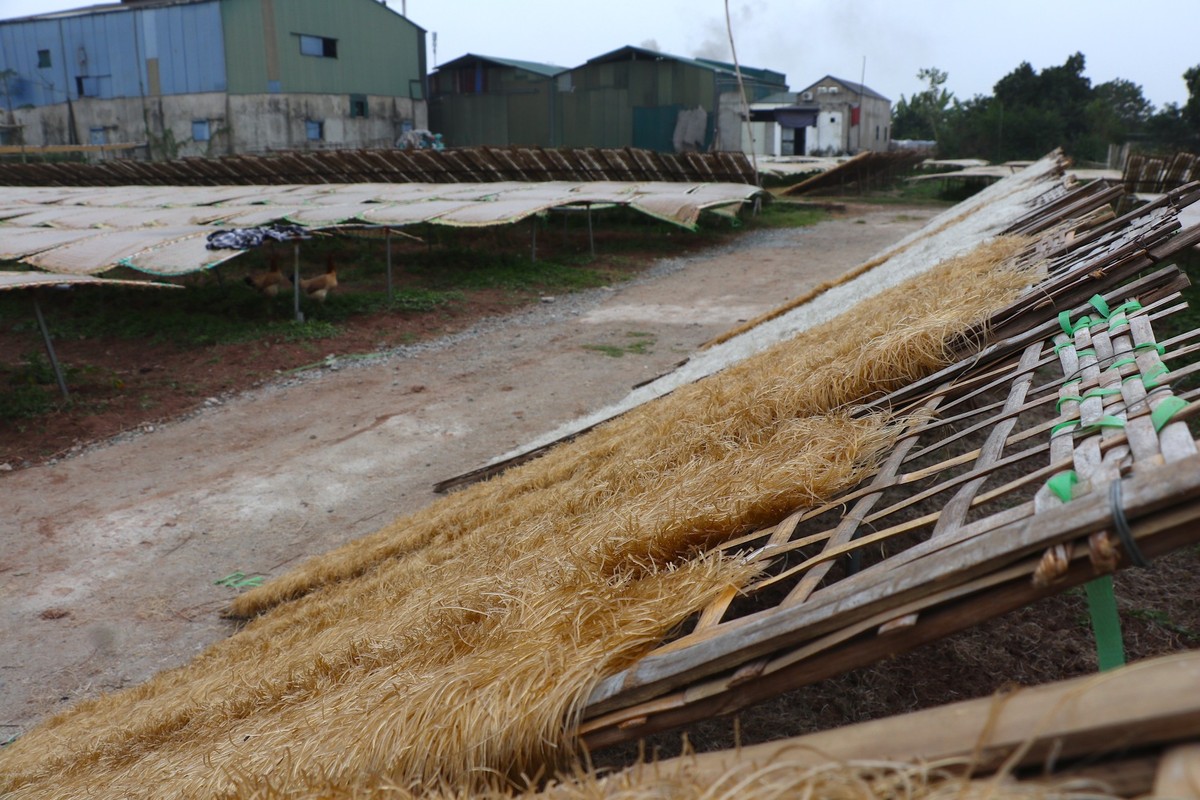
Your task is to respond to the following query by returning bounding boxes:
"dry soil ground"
[0,205,934,740]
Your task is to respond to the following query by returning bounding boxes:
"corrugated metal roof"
[436,53,564,77]
[0,0,210,25]
[798,75,891,103]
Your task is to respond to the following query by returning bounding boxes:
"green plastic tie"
[1110,300,1142,317]
[1058,310,1074,336]
[1107,357,1137,371]
[1082,387,1122,400]
[1107,314,1130,332]
[1142,364,1170,389]
[1090,415,1127,431]
[1051,420,1079,438]
[1053,340,1076,354]
[1046,470,1078,503]
[1151,396,1189,432]
[1074,348,1097,359]
[1135,341,1166,355]
[1086,575,1126,671]
[1055,394,1083,413]
[1088,294,1112,319]
[1058,311,1093,336]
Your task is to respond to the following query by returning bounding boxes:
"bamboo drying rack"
[580,180,1200,749]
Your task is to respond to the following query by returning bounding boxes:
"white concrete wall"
[806,109,843,156]
[8,93,428,157]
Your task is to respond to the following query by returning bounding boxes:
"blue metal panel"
[152,3,225,94]
[0,19,73,107]
[0,3,226,107]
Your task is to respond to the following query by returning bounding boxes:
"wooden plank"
[652,651,1200,781]
[582,504,1200,746]
[584,452,1200,715]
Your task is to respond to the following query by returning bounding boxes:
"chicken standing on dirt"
[299,254,338,303]
[243,255,289,298]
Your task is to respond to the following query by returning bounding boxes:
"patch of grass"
[746,203,826,230]
[313,288,464,321]
[276,319,341,342]
[582,344,627,358]
[843,175,975,206]
[409,248,612,292]
[0,353,66,419]
[582,332,655,358]
[624,331,654,354]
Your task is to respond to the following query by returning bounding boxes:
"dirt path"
[0,206,935,738]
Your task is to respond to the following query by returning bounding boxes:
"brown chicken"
[299,254,338,303]
[243,255,289,298]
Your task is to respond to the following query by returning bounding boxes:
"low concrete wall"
[9,93,428,157]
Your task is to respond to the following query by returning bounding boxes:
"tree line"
[892,53,1200,162]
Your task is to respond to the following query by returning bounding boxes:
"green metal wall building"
[221,0,425,99]
[428,45,788,154]
[428,54,560,147]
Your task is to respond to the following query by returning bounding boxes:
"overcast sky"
[1,0,1196,110]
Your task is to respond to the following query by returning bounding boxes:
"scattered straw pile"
[0,237,1034,798]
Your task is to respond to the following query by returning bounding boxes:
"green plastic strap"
[1107,357,1137,371]
[1082,387,1122,400]
[1058,311,1093,336]
[1112,300,1142,315]
[1135,341,1166,355]
[1086,575,1126,671]
[1074,349,1097,359]
[1090,415,1126,431]
[1107,314,1130,331]
[1142,364,1170,389]
[1046,470,1078,503]
[1055,394,1083,413]
[1051,420,1078,437]
[1088,294,1112,319]
[1151,396,1189,432]
[1053,340,1076,354]
[1058,310,1074,336]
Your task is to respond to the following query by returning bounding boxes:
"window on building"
[193,120,211,141]
[306,120,324,140]
[37,49,51,68]
[875,125,880,140]
[349,94,368,118]
[299,34,337,58]
[88,127,106,145]
[76,76,100,98]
